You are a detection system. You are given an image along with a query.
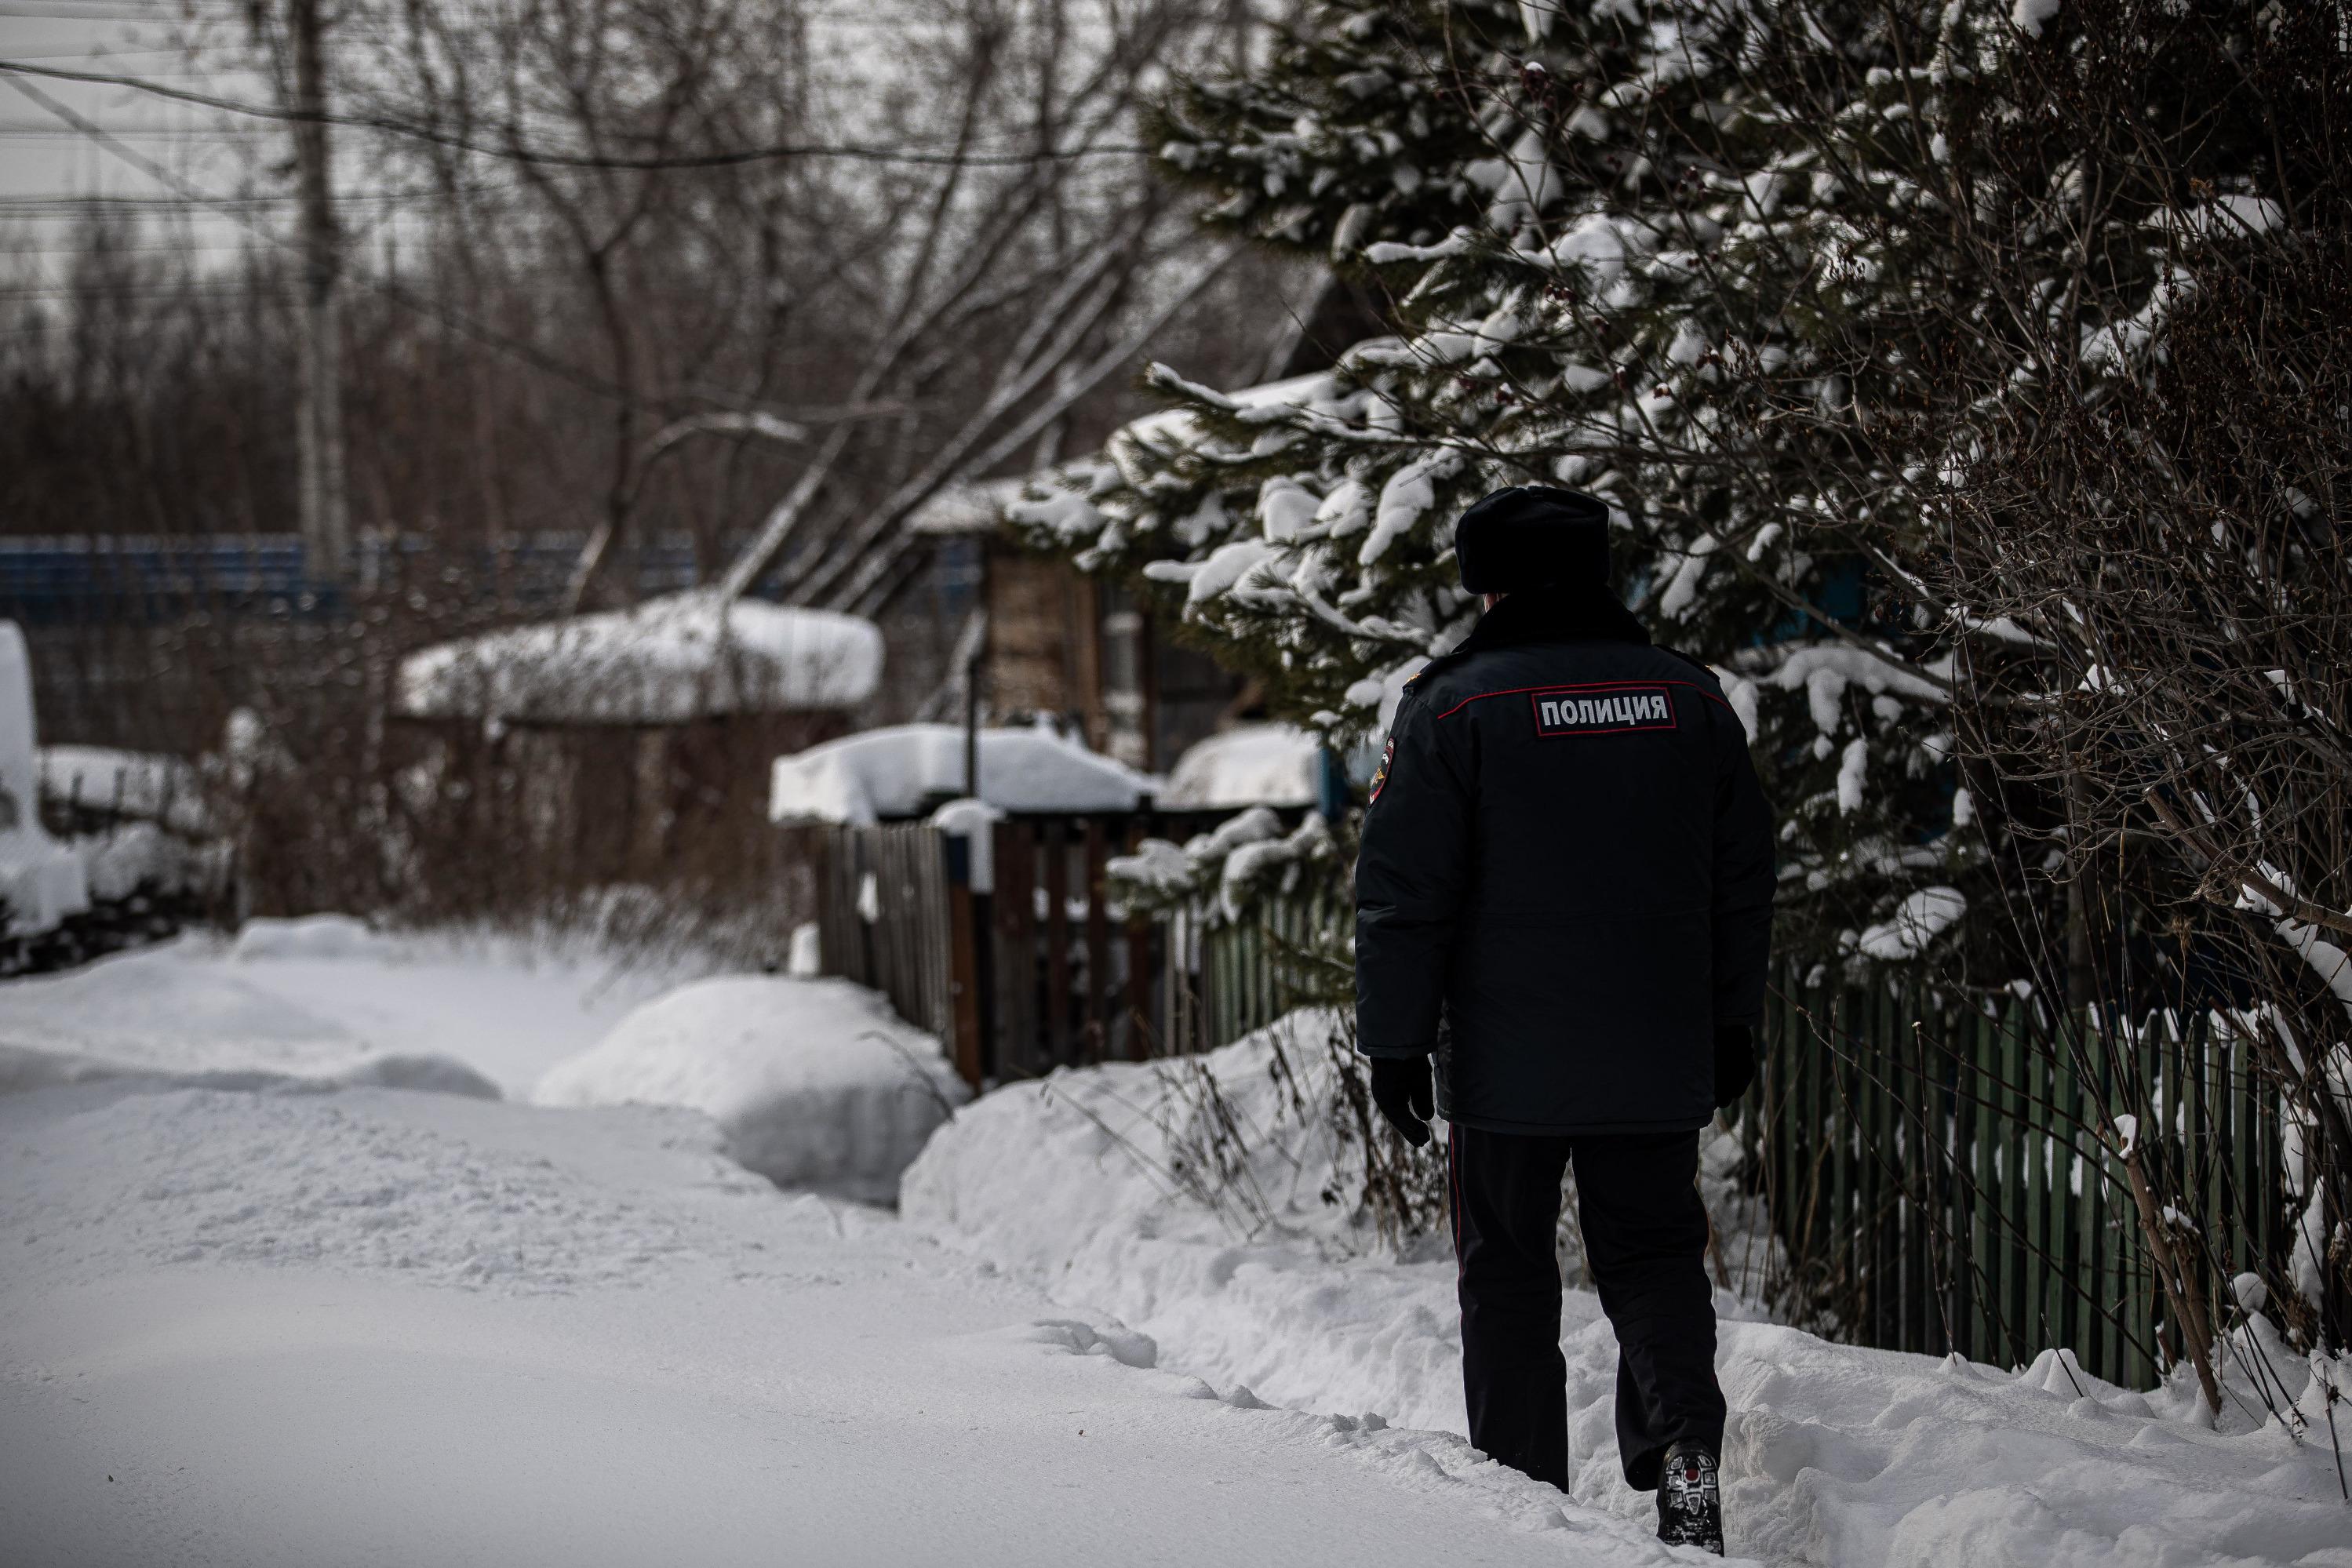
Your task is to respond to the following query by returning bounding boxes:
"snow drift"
[0,1039,501,1101]
[906,1013,2352,1568]
[0,915,708,1098]
[537,975,967,1202]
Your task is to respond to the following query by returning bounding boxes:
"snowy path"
[0,1079,1684,1567]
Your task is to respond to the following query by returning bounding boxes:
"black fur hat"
[1453,486,1611,595]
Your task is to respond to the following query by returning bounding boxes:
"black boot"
[1655,1439,1724,1555]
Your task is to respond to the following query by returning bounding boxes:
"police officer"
[1353,486,1775,1555]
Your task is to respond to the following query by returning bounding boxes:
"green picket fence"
[919,853,2296,1391]
[1167,895,1338,1054]
[1750,967,2292,1387]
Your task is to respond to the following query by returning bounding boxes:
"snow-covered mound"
[536,975,967,1202]
[0,915,708,1097]
[769,722,1157,825]
[1160,723,1321,810]
[907,1013,2352,1568]
[395,591,882,725]
[0,1039,500,1100]
[230,912,389,962]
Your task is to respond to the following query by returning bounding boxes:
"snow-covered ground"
[2,1083,1608,1567]
[906,1016,2352,1568]
[5,925,2345,1566]
[0,921,1674,1566]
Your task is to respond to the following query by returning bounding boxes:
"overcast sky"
[0,2,282,296]
[0,1,1034,305]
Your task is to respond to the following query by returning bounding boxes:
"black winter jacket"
[1353,591,1775,1135]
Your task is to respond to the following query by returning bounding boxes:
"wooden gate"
[814,810,1313,1087]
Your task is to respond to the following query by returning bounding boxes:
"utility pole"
[289,0,351,585]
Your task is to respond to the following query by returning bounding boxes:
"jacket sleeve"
[1353,689,1473,1058]
[1710,700,1776,1027]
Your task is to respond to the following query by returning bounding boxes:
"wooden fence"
[813,821,958,1052]
[817,826,2298,1390]
[1752,968,2292,1387]
[1159,893,1338,1060]
[813,812,1305,1084]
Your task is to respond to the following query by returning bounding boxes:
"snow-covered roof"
[905,478,1027,537]
[769,722,1159,826]
[395,591,883,726]
[0,623,89,934]
[1159,723,1322,811]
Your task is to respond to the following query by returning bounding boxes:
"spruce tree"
[1018,0,1978,973]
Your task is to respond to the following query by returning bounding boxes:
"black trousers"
[1447,1123,1725,1492]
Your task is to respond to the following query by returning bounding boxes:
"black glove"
[1367,1054,1434,1147]
[1713,1024,1756,1108]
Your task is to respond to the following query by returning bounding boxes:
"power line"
[0,123,279,136]
[0,57,1153,169]
[1,71,654,407]
[0,238,275,252]
[0,47,206,61]
[0,185,519,209]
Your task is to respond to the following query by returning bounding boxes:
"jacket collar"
[1456,589,1651,654]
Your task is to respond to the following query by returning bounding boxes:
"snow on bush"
[1854,886,1969,961]
[769,722,1156,825]
[395,591,882,725]
[537,975,967,1202]
[908,1012,2352,1567]
[75,821,210,904]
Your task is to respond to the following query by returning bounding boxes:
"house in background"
[821,271,1400,766]
[899,482,1244,773]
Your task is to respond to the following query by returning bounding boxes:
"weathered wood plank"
[1083,818,1111,1064]
[992,820,1037,1079]
[1043,818,1072,1067]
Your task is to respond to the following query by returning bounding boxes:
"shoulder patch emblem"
[1367,735,1396,802]
[1531,685,1677,737]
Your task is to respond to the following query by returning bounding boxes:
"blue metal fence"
[0,531,988,625]
[0,533,737,622]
